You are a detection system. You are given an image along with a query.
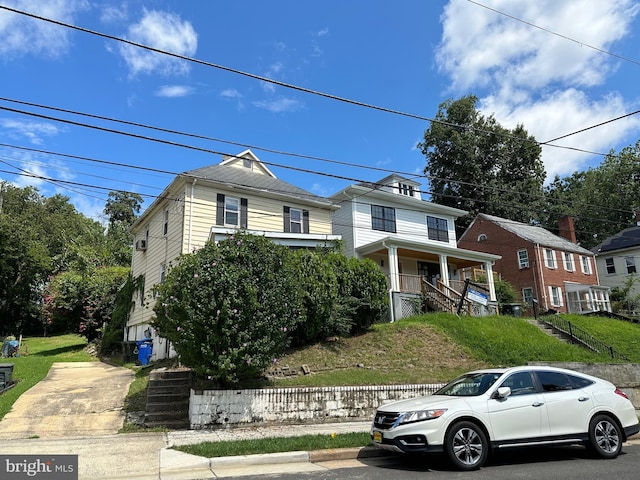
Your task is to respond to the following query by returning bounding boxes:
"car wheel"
[589,414,622,459]
[445,421,488,470]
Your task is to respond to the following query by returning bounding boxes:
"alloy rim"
[595,420,620,454]
[452,427,483,465]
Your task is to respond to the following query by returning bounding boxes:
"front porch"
[356,237,501,321]
[564,282,612,314]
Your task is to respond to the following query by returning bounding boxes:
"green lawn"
[0,334,93,420]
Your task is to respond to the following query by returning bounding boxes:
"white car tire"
[589,414,622,459]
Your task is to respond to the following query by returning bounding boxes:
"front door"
[417,261,440,286]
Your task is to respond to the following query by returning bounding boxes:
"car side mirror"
[492,387,511,400]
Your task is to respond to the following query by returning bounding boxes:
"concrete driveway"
[0,362,135,439]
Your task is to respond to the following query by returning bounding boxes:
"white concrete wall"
[189,383,444,428]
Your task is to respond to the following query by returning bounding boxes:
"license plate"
[373,431,382,443]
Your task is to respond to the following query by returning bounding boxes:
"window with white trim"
[289,208,303,233]
[562,252,575,272]
[544,249,557,269]
[427,216,449,242]
[398,183,415,197]
[549,286,563,307]
[517,250,529,269]
[225,197,240,226]
[580,255,592,274]
[522,287,534,306]
[162,209,169,236]
[605,257,616,274]
[626,256,637,274]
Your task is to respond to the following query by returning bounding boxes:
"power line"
[1,6,634,152]
[467,0,640,68]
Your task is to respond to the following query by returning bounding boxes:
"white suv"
[371,366,639,470]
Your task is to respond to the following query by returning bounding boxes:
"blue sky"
[1,0,639,222]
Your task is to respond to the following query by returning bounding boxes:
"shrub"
[152,233,304,387]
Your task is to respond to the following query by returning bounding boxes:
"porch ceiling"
[364,247,487,268]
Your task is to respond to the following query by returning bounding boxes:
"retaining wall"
[189,363,640,429]
[189,383,443,429]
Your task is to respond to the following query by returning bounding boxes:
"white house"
[330,174,501,321]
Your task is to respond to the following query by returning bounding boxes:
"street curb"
[161,445,397,474]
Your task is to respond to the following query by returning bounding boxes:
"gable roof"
[470,213,593,256]
[183,163,332,205]
[593,226,640,254]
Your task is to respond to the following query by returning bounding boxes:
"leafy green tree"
[43,266,130,341]
[103,191,144,266]
[418,95,545,235]
[152,233,304,387]
[544,140,640,248]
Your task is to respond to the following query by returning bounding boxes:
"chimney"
[558,215,577,243]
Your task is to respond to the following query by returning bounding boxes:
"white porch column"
[439,254,449,288]
[387,245,400,292]
[485,261,497,301]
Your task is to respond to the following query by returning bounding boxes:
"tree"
[543,140,640,248]
[103,191,144,266]
[418,95,545,236]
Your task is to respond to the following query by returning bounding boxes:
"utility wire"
[467,0,640,68]
[2,6,634,151]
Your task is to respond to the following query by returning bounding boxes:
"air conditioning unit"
[135,239,147,251]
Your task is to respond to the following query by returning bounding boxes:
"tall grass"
[0,334,93,420]
[421,313,614,365]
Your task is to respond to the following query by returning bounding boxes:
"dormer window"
[398,183,415,197]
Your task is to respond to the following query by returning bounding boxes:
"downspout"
[534,244,547,311]
[187,179,197,252]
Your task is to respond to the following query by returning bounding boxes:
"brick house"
[458,213,611,315]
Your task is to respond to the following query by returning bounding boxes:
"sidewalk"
[0,421,380,479]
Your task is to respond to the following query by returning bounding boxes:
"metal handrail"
[539,315,629,361]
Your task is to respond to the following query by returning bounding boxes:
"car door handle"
[532,402,544,407]
[578,397,590,402]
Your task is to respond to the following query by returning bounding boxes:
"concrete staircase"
[145,367,193,429]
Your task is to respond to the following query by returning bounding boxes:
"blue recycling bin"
[136,339,153,366]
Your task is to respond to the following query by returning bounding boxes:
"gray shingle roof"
[183,164,333,206]
[477,213,593,255]
[593,226,640,253]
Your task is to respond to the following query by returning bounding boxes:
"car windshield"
[435,372,502,397]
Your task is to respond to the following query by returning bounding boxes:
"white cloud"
[0,118,61,145]
[0,0,88,59]
[252,97,303,113]
[119,9,198,77]
[100,2,128,24]
[220,89,242,99]
[155,85,194,97]
[437,0,640,179]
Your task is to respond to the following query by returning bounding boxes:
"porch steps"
[144,367,193,429]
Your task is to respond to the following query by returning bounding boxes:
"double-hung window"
[580,255,592,274]
[517,250,529,269]
[549,286,563,307]
[371,205,396,233]
[522,287,534,306]
[563,252,575,272]
[162,209,169,236]
[544,249,557,269]
[427,216,449,242]
[605,257,616,274]
[626,257,637,274]
[225,197,240,226]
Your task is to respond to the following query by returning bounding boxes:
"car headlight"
[398,408,447,425]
